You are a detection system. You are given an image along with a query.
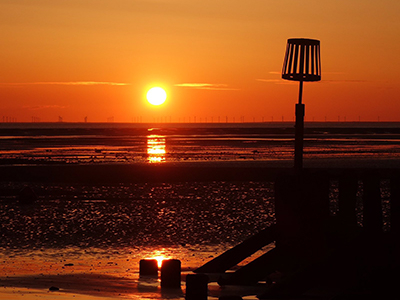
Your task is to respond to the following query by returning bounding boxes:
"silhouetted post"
[338,173,358,228]
[139,259,158,276]
[363,173,383,236]
[274,171,330,248]
[282,38,321,172]
[185,274,208,300]
[295,82,305,170]
[161,259,181,288]
[361,172,388,274]
[390,174,400,238]
[390,173,400,266]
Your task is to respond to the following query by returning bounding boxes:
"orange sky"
[1,0,400,123]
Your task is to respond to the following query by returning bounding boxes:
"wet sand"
[0,245,269,300]
[0,179,275,299]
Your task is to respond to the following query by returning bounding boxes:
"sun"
[147,87,167,106]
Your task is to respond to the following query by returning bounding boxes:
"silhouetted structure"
[282,38,321,171]
[161,259,181,288]
[194,169,400,299]
[139,259,158,276]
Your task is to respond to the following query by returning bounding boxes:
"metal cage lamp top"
[282,38,321,82]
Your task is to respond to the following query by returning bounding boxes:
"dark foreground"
[2,158,400,184]
[1,162,400,299]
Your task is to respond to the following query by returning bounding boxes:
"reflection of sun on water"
[147,135,166,163]
[147,249,170,268]
[152,256,166,268]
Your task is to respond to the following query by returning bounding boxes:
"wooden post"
[390,174,400,237]
[362,173,383,235]
[139,259,158,276]
[161,259,181,288]
[185,274,208,300]
[390,173,400,266]
[275,171,330,247]
[338,173,358,228]
[194,226,276,274]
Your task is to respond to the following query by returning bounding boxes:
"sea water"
[0,122,400,165]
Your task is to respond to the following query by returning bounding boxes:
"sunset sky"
[1,0,399,123]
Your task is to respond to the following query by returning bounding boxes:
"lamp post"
[282,38,321,171]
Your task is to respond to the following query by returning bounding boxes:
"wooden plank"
[217,247,281,286]
[194,225,276,274]
[218,242,327,286]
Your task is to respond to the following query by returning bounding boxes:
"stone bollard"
[185,273,208,300]
[139,259,158,276]
[161,259,181,288]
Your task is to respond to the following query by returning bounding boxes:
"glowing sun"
[147,87,167,106]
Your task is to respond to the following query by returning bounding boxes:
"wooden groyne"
[193,168,400,299]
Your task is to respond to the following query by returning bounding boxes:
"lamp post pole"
[294,81,304,172]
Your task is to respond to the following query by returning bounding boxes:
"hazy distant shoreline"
[1,121,400,130]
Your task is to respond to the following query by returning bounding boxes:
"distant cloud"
[322,79,368,83]
[0,81,130,86]
[174,83,238,90]
[256,79,296,85]
[256,79,281,83]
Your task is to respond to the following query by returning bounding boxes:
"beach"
[1,245,264,300]
[1,122,399,299]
